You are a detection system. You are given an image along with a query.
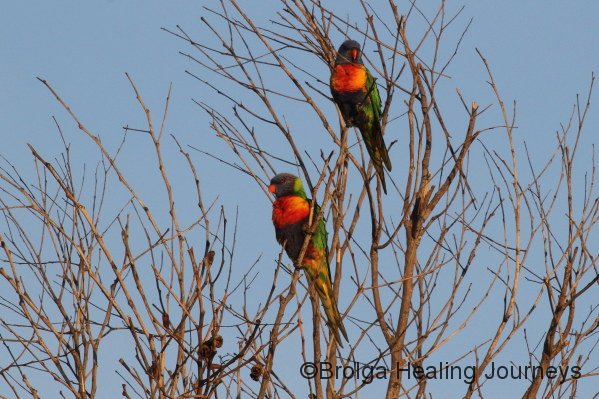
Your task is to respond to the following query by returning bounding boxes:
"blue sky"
[1,1,597,397]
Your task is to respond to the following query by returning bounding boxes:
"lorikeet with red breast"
[268,173,348,345]
[330,39,392,194]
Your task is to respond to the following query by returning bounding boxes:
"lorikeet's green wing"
[357,68,392,194]
[311,203,334,303]
[310,203,328,260]
[307,201,348,345]
[366,68,383,122]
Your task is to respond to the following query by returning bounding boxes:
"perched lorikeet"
[268,173,348,345]
[330,39,392,193]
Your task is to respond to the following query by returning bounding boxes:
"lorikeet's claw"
[302,223,310,235]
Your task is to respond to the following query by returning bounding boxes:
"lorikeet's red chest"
[272,195,310,228]
[331,63,367,93]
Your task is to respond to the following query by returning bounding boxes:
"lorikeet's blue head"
[336,39,362,65]
[269,173,304,198]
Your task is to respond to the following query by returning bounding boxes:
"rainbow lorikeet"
[330,39,392,194]
[268,173,348,345]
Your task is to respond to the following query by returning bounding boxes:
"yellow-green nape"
[293,177,303,193]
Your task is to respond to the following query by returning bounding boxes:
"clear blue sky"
[1,1,597,397]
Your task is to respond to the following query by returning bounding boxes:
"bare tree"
[1,1,597,398]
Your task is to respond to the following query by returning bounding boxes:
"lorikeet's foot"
[302,223,310,235]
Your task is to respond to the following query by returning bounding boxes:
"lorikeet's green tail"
[305,257,349,345]
[322,291,349,345]
[359,115,392,194]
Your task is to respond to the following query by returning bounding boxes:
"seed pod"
[205,250,215,267]
[161,312,170,329]
[250,364,263,381]
[198,343,215,360]
[205,335,223,349]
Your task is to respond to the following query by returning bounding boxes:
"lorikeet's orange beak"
[268,184,276,193]
[350,48,359,61]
